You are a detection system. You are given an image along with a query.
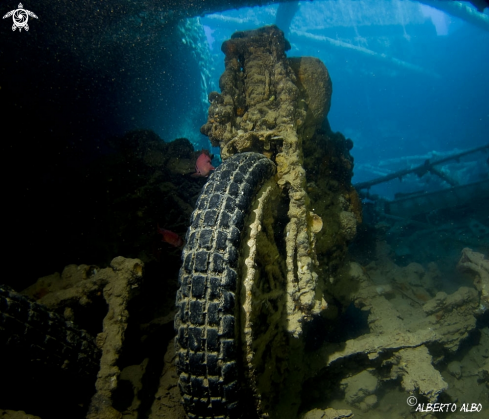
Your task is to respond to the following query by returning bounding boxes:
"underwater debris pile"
[0,130,212,418]
[1,257,143,419]
[6,243,487,419]
[302,245,489,417]
[20,257,144,418]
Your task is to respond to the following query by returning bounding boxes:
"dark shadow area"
[304,302,370,351]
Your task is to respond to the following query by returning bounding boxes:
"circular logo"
[407,396,418,406]
[13,10,27,27]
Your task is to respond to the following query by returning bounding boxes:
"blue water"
[200,1,489,198]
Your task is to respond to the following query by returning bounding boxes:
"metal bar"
[354,144,489,190]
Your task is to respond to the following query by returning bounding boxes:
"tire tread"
[175,153,275,418]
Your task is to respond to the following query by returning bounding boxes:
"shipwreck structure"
[1,11,488,419]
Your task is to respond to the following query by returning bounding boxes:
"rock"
[404,262,426,284]
[359,394,378,412]
[392,346,448,402]
[339,211,357,241]
[478,356,489,386]
[0,411,41,419]
[304,249,487,416]
[22,263,107,313]
[448,361,462,379]
[457,248,489,313]
[423,287,478,316]
[340,370,378,406]
[302,408,353,419]
[423,292,448,315]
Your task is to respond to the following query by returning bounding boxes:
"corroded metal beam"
[354,143,489,190]
[418,0,489,32]
[157,0,488,19]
